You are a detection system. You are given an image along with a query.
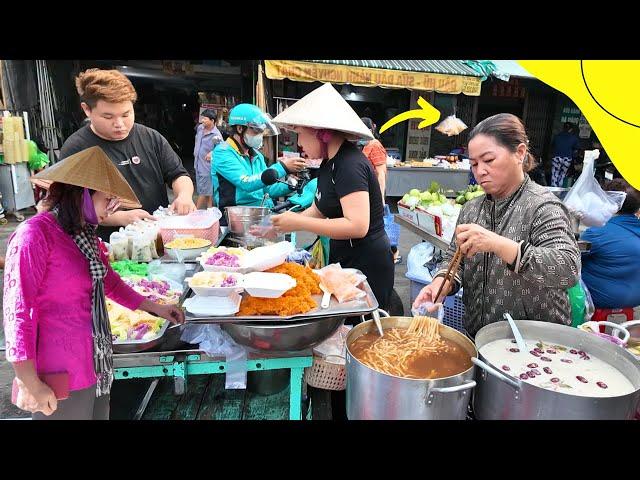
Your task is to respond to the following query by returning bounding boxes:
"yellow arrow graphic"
[517,60,640,189]
[379,96,441,134]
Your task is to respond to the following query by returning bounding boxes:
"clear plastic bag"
[407,242,435,282]
[109,231,129,261]
[564,150,627,227]
[312,325,352,365]
[180,324,247,389]
[411,301,444,322]
[317,263,367,303]
[435,115,468,136]
[131,234,153,263]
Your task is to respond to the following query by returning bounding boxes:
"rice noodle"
[354,316,452,379]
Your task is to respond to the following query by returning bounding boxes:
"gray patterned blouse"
[436,175,581,337]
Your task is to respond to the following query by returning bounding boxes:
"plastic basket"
[160,224,220,246]
[304,355,346,391]
[407,272,465,333]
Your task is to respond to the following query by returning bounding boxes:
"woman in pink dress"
[4,146,184,420]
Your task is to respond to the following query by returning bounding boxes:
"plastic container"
[182,293,242,317]
[406,271,465,332]
[242,272,296,298]
[166,244,211,262]
[158,209,222,245]
[187,272,244,297]
[242,241,295,272]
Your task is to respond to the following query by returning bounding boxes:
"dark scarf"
[69,218,113,396]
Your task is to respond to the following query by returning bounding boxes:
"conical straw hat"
[31,146,142,209]
[272,83,374,141]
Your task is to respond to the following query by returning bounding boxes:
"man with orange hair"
[59,68,196,239]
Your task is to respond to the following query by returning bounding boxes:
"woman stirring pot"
[269,83,395,312]
[413,114,581,338]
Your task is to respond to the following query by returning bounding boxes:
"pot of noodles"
[346,315,477,420]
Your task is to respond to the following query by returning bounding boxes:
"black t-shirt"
[59,123,190,239]
[314,140,385,240]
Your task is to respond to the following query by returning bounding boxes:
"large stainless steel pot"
[346,316,477,420]
[472,320,640,420]
[225,206,271,236]
[221,316,344,352]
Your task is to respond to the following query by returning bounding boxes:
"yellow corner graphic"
[379,96,440,134]
[517,60,640,189]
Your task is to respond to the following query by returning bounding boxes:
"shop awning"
[264,60,484,96]
[490,60,536,80]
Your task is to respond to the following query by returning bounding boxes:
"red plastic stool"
[592,308,635,333]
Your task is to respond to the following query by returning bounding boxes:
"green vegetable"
[111,260,149,278]
[428,181,441,194]
[456,195,466,204]
[409,189,421,197]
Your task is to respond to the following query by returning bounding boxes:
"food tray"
[112,318,171,354]
[181,267,379,324]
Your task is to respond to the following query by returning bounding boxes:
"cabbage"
[441,203,456,216]
[427,205,444,217]
[420,192,433,202]
[405,196,420,209]
[409,189,421,197]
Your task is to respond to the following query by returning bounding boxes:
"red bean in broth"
[527,363,538,368]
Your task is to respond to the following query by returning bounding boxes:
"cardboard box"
[415,206,442,236]
[397,203,419,224]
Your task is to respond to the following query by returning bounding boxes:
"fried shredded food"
[237,263,321,316]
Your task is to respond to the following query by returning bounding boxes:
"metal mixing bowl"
[221,317,345,352]
[225,206,271,236]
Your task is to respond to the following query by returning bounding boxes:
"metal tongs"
[433,246,463,303]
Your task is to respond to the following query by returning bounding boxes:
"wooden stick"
[434,247,463,303]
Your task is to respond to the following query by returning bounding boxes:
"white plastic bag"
[407,242,435,282]
[180,324,247,389]
[564,150,627,227]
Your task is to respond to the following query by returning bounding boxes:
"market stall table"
[113,348,312,420]
[386,167,470,198]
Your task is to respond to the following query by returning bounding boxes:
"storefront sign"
[265,60,482,96]
[490,77,526,98]
[405,91,435,161]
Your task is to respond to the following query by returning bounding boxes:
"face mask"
[82,188,99,225]
[244,132,264,149]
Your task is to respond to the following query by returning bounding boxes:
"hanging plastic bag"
[564,150,627,227]
[180,324,248,389]
[309,236,327,269]
[435,115,468,136]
